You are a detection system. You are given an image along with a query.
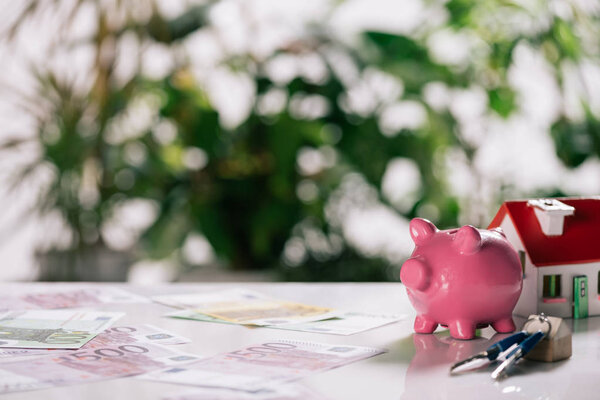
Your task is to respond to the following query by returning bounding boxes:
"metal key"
[491,330,545,379]
[450,313,552,378]
[450,331,528,374]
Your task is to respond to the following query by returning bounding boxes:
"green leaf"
[364,32,428,63]
[445,0,474,28]
[142,196,191,259]
[552,18,581,60]
[488,86,516,118]
[551,118,592,168]
[364,31,465,93]
[146,5,209,43]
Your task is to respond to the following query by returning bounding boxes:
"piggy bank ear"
[400,258,430,291]
[491,227,506,238]
[409,218,437,246]
[453,225,481,254]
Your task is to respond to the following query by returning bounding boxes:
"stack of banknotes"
[0,287,401,399]
[154,288,405,335]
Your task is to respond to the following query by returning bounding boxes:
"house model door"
[573,275,588,319]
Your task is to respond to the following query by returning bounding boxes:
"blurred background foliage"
[1,0,600,282]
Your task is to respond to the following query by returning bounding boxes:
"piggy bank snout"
[400,258,430,291]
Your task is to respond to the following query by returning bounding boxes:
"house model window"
[518,250,526,276]
[543,274,561,298]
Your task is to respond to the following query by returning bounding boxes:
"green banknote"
[0,310,124,349]
[167,310,236,325]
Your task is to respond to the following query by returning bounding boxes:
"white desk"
[0,282,596,399]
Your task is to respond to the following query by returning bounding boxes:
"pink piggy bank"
[400,218,523,340]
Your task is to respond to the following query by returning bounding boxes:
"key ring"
[523,313,552,339]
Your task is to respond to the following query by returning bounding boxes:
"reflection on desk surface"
[398,315,600,400]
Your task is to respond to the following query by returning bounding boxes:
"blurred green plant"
[2,0,599,281]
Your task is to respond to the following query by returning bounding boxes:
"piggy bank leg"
[491,317,516,333]
[414,315,438,334]
[449,320,476,340]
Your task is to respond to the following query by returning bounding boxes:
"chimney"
[528,199,575,236]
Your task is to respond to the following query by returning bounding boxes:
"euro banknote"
[0,310,124,349]
[0,347,69,360]
[119,324,191,345]
[270,312,406,335]
[0,325,201,394]
[167,310,236,325]
[153,289,336,326]
[168,310,405,336]
[0,324,190,359]
[152,288,266,309]
[0,287,148,311]
[142,340,385,392]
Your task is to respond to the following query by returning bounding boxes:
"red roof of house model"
[488,198,600,267]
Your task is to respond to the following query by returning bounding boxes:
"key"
[450,331,528,374]
[449,313,553,378]
[491,330,545,380]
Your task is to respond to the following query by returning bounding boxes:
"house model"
[488,197,600,319]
